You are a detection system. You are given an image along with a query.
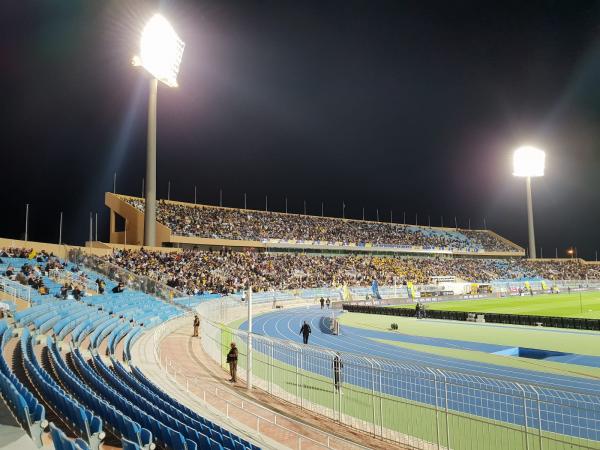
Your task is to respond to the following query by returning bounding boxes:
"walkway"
[131,318,403,450]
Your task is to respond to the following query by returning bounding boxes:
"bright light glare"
[513,146,545,177]
[133,14,185,88]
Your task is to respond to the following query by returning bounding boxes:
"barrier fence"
[341,304,600,331]
[152,316,370,450]
[200,319,600,450]
[0,276,31,306]
[68,249,187,302]
[189,292,600,450]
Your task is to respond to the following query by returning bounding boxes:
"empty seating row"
[88,318,121,350]
[72,347,186,449]
[55,310,98,340]
[131,366,259,450]
[122,327,143,361]
[113,358,255,450]
[38,304,90,335]
[83,351,198,450]
[21,329,105,450]
[50,422,90,450]
[0,321,47,446]
[107,322,132,356]
[16,301,65,327]
[72,315,112,347]
[47,338,154,449]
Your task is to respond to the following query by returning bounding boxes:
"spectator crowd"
[104,248,600,295]
[4,246,600,298]
[1,248,93,299]
[124,197,517,252]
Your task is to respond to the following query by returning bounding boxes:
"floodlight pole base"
[526,176,536,259]
[247,286,253,390]
[144,77,158,247]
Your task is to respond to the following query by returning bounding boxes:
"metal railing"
[48,268,99,294]
[179,291,600,450]
[67,249,188,302]
[199,319,600,450]
[0,276,31,305]
[152,317,370,450]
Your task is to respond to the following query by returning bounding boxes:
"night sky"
[3,1,600,259]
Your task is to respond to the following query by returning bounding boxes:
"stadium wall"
[0,237,111,259]
[106,192,172,246]
[0,237,179,259]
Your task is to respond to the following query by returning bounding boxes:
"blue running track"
[240,306,600,443]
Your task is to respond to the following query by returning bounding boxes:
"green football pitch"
[394,291,600,319]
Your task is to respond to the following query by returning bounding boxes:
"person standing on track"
[333,353,343,391]
[227,342,238,383]
[326,297,331,309]
[300,321,312,344]
[320,297,325,309]
[192,315,200,337]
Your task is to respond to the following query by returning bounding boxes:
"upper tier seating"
[123,196,518,252]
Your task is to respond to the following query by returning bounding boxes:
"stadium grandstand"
[0,245,270,450]
[4,186,600,450]
[103,248,600,295]
[3,210,600,450]
[105,193,524,256]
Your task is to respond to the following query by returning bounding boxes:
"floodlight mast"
[145,77,158,247]
[513,146,545,259]
[133,14,185,247]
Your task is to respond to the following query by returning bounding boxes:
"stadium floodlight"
[132,14,184,246]
[513,146,545,259]
[513,146,545,178]
[133,14,185,88]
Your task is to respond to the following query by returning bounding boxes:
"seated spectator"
[59,283,70,300]
[112,282,125,294]
[72,285,83,300]
[38,282,49,296]
[96,278,105,294]
[15,272,27,285]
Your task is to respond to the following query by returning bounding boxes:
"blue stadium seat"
[0,321,48,446]
[21,330,105,450]
[50,423,90,450]
[210,438,224,450]
[51,343,155,449]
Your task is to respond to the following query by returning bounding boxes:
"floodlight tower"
[513,146,545,259]
[133,14,185,246]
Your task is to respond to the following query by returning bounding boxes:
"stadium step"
[0,398,43,450]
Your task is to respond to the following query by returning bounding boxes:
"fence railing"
[152,316,370,450]
[200,319,600,450]
[0,276,31,306]
[48,268,99,294]
[341,304,600,331]
[188,293,600,450]
[67,249,188,302]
